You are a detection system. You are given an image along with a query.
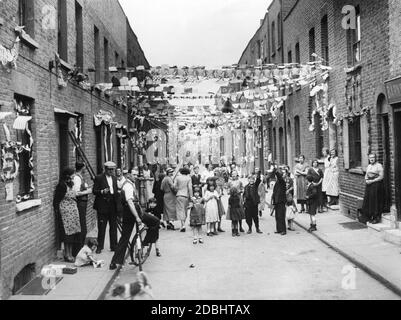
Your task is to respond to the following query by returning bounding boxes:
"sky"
[119,0,272,68]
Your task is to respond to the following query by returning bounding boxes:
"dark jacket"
[93,173,119,211]
[272,170,287,206]
[243,176,261,208]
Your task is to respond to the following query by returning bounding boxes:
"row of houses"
[239,0,401,231]
[0,0,149,298]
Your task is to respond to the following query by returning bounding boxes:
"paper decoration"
[94,109,116,126]
[0,35,20,71]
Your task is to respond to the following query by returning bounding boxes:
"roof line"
[238,12,268,64]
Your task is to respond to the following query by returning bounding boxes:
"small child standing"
[306,175,318,232]
[227,187,243,237]
[189,188,206,244]
[204,183,220,236]
[75,239,104,268]
[285,194,298,231]
[146,198,162,257]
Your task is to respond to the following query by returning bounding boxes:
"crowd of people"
[52,147,385,267]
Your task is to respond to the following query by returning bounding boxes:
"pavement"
[293,209,401,297]
[9,180,401,300]
[9,227,118,300]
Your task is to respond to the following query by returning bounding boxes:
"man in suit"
[93,161,119,254]
[272,167,287,235]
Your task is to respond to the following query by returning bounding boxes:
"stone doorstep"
[382,229,401,246]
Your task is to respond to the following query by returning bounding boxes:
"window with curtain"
[18,0,35,37]
[349,117,362,168]
[347,5,361,66]
[321,14,329,65]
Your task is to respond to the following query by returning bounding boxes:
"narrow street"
[106,192,399,300]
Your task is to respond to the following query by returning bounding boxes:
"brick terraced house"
[0,0,148,298]
[239,0,401,236]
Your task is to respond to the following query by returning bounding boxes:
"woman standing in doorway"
[362,154,384,224]
[143,163,154,202]
[53,168,82,262]
[326,149,340,207]
[161,168,177,230]
[321,148,330,211]
[294,155,309,213]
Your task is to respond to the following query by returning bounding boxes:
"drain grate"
[339,221,367,230]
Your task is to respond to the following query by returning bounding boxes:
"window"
[349,117,362,168]
[272,128,277,161]
[314,113,324,158]
[94,26,100,83]
[115,52,119,68]
[347,6,361,66]
[294,116,301,157]
[58,0,68,61]
[220,137,225,157]
[277,13,282,50]
[95,125,103,174]
[15,95,34,198]
[279,127,285,164]
[74,114,84,163]
[75,1,83,70]
[18,0,35,37]
[271,21,276,54]
[57,115,69,176]
[104,38,109,82]
[321,15,329,65]
[295,42,300,63]
[309,28,316,61]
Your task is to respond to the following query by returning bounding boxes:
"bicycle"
[128,222,153,271]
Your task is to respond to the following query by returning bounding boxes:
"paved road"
[105,193,400,300]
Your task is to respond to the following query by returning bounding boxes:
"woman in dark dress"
[307,159,324,213]
[362,154,385,224]
[152,170,166,228]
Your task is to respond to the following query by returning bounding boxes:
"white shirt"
[74,245,93,267]
[120,177,135,202]
[72,175,82,193]
[106,175,114,194]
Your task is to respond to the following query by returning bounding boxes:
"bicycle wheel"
[129,228,153,267]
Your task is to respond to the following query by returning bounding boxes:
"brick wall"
[240,0,394,219]
[0,0,147,299]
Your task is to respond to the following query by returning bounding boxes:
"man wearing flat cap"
[93,161,119,254]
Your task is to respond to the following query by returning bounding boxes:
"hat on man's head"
[166,168,174,174]
[104,161,117,168]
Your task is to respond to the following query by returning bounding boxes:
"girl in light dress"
[204,183,220,237]
[286,194,298,232]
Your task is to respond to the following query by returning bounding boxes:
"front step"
[367,222,392,232]
[367,213,394,232]
[382,229,401,246]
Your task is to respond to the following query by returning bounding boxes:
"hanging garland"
[0,34,20,72]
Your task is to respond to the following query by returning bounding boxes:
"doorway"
[57,115,69,177]
[394,108,401,220]
[377,95,391,213]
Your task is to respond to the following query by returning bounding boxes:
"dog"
[111,272,153,300]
